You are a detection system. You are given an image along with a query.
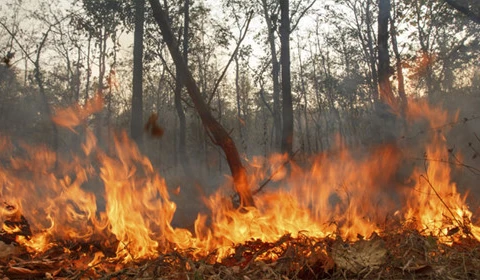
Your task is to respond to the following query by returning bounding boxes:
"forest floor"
[1,227,479,280]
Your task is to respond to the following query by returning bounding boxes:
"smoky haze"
[0,0,479,228]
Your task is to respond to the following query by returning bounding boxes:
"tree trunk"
[280,0,294,156]
[412,0,435,97]
[365,0,379,100]
[377,0,395,106]
[131,0,145,147]
[95,29,109,148]
[85,35,92,101]
[74,47,81,102]
[390,9,407,112]
[174,0,191,175]
[35,29,59,157]
[260,0,282,150]
[297,38,311,154]
[148,0,255,208]
[235,54,246,155]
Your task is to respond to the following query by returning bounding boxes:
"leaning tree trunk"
[148,0,255,208]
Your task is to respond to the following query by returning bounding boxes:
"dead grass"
[1,228,480,280]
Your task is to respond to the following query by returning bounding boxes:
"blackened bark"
[131,0,145,147]
[377,0,395,106]
[148,0,255,207]
[280,0,293,156]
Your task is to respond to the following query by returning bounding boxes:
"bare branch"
[207,10,254,105]
[290,0,317,32]
[443,0,480,24]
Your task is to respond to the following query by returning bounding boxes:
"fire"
[403,101,480,241]
[0,95,479,264]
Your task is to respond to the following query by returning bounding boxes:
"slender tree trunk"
[377,0,395,106]
[297,39,311,154]
[365,0,379,100]
[390,10,407,112]
[75,47,81,102]
[260,0,282,150]
[95,29,108,147]
[309,42,324,152]
[280,0,293,156]
[320,52,343,139]
[413,0,435,97]
[235,54,244,154]
[149,0,255,207]
[35,68,58,153]
[33,26,59,162]
[175,0,191,175]
[217,90,223,173]
[131,0,145,147]
[98,29,107,92]
[85,35,92,101]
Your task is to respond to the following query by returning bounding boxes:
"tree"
[280,0,293,156]
[174,0,191,175]
[443,0,480,24]
[131,0,146,147]
[335,0,380,101]
[259,0,282,150]
[390,0,407,111]
[377,0,395,106]
[77,0,124,147]
[400,0,479,97]
[148,0,255,207]
[0,3,62,155]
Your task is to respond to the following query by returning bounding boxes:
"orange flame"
[0,95,478,264]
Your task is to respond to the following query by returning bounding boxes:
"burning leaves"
[0,204,31,242]
[144,113,164,138]
[51,93,104,132]
[1,95,480,278]
[1,232,479,279]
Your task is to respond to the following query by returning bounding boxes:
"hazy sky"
[0,0,334,79]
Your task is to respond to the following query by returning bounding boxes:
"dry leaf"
[0,241,21,258]
[144,113,164,138]
[331,234,387,273]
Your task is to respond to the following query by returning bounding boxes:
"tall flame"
[0,96,478,263]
